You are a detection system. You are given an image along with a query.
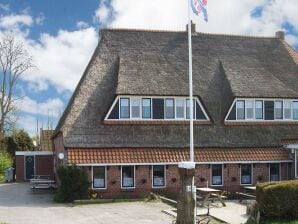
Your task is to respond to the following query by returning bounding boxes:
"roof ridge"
[101,28,277,39]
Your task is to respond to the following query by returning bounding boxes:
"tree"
[0,34,33,136]
[12,129,35,151]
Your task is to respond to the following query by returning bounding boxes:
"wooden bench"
[236,192,256,202]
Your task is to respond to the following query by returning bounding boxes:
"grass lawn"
[262,220,298,224]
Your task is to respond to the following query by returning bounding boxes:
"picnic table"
[196,187,226,207]
[30,178,57,190]
[236,186,256,202]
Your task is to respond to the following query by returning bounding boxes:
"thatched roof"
[55,29,298,148]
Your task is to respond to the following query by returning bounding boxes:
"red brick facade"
[86,163,289,198]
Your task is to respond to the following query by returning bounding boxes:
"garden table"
[196,187,226,207]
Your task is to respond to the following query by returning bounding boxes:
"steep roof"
[55,29,298,148]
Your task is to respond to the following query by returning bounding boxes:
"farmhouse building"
[53,27,298,198]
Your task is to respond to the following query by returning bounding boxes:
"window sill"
[225,121,298,126]
[104,120,211,125]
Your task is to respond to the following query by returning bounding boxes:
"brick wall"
[87,163,291,198]
[15,155,24,181]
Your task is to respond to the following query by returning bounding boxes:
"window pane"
[186,99,195,119]
[241,164,252,185]
[293,102,298,120]
[122,166,134,187]
[153,165,165,187]
[246,100,254,119]
[270,164,280,181]
[120,98,129,118]
[236,101,245,120]
[142,99,151,118]
[176,99,185,119]
[255,100,263,119]
[131,99,140,118]
[284,101,291,119]
[93,167,105,188]
[212,164,222,185]
[165,99,174,118]
[275,101,283,119]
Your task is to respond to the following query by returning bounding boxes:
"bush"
[54,165,90,203]
[256,180,298,220]
[0,152,12,181]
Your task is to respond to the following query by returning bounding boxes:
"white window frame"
[293,101,298,120]
[119,97,130,119]
[225,98,298,122]
[121,165,136,189]
[255,100,263,120]
[104,95,210,121]
[295,149,298,178]
[283,100,292,120]
[274,100,283,120]
[186,99,196,120]
[152,165,166,188]
[142,98,152,119]
[236,100,245,120]
[269,163,281,182]
[92,166,107,189]
[175,98,185,120]
[165,98,175,119]
[245,100,254,120]
[130,98,141,119]
[210,164,224,187]
[240,164,253,186]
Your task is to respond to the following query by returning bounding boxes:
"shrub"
[256,180,298,219]
[54,165,90,203]
[0,152,12,181]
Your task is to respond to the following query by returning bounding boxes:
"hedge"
[54,165,90,203]
[256,180,298,219]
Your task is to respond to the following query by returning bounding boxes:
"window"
[236,100,245,120]
[241,164,252,185]
[211,164,223,186]
[93,166,106,189]
[131,99,141,118]
[269,163,280,181]
[255,100,263,119]
[121,166,135,188]
[293,102,298,120]
[165,98,175,119]
[284,101,292,119]
[152,165,166,187]
[186,99,195,119]
[296,149,298,178]
[120,98,129,118]
[275,101,283,119]
[176,99,185,119]
[142,98,151,118]
[246,100,254,119]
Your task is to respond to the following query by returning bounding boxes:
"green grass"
[262,220,298,224]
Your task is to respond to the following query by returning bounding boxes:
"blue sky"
[0,0,297,136]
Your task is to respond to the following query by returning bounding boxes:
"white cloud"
[20,96,64,117]
[35,14,45,25]
[0,14,33,29]
[0,3,10,12]
[17,115,38,136]
[94,1,112,24]
[23,27,98,92]
[76,21,89,29]
[106,0,298,38]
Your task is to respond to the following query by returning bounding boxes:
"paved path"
[0,183,173,224]
[197,200,249,224]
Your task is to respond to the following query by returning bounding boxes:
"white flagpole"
[188,0,194,163]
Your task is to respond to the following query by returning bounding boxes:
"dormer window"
[226,98,298,122]
[106,95,209,122]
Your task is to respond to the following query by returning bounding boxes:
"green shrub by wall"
[54,165,90,203]
[256,180,298,219]
[0,152,12,181]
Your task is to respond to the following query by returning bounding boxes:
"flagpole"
[188,0,194,163]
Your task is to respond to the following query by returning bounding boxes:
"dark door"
[25,156,35,180]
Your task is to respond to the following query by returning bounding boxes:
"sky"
[0,0,297,136]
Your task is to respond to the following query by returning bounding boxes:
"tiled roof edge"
[282,40,298,65]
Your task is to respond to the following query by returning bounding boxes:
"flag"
[191,0,208,22]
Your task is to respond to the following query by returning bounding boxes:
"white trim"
[104,95,210,121]
[284,144,298,148]
[121,165,135,189]
[16,151,53,156]
[152,165,166,188]
[92,166,107,190]
[269,163,281,182]
[74,160,292,167]
[210,164,224,187]
[225,98,298,122]
[240,164,253,185]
